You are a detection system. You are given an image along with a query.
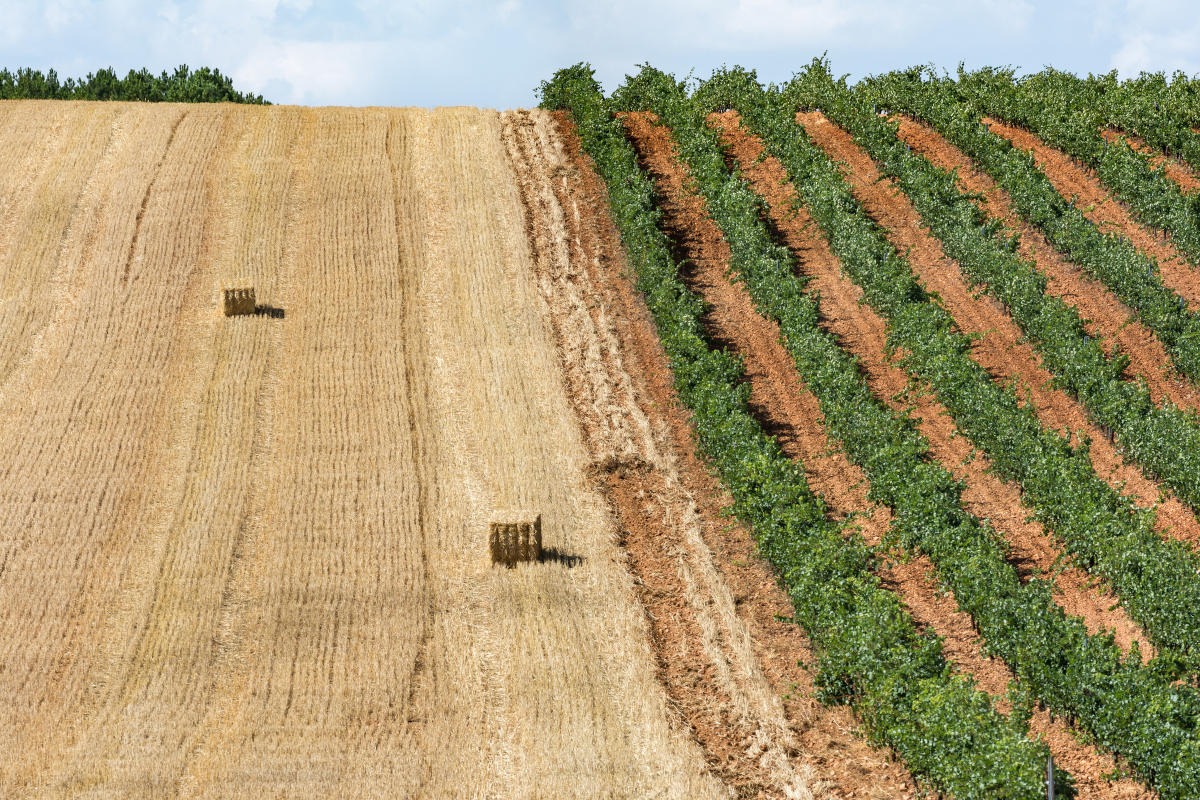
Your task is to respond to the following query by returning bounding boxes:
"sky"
[2,0,1199,107]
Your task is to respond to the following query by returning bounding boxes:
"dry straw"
[223,287,255,316]
[489,512,542,566]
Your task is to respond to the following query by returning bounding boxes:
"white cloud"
[497,0,521,22]
[715,0,866,46]
[1105,1,1200,76]
[157,2,182,26]
[558,0,1037,58]
[1111,29,1200,76]
[233,39,390,104]
[42,0,89,31]
[0,3,33,45]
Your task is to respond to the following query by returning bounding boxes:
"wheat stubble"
[0,104,719,799]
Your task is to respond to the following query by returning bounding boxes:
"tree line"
[0,65,267,103]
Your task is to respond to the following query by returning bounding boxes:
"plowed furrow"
[985,117,1200,311]
[893,115,1200,547]
[624,107,1084,800]
[798,109,1200,553]
[710,109,1152,800]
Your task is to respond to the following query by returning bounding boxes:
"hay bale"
[223,287,256,317]
[489,513,542,567]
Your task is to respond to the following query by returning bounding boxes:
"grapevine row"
[1093,70,1200,173]
[951,68,1200,271]
[538,63,1052,799]
[679,64,1200,796]
[859,67,1200,385]
[1063,70,1200,169]
[784,67,1200,525]
[769,62,1200,669]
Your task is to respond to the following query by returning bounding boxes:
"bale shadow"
[254,304,285,319]
[540,547,584,568]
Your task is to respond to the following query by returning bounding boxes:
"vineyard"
[540,61,1200,798]
[8,60,1200,799]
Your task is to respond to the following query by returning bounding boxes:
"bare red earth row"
[803,111,1200,555]
[619,107,1156,797]
[540,103,1200,797]
[985,117,1200,313]
[613,109,917,799]
[715,111,1154,799]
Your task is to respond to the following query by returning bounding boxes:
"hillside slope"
[0,101,724,799]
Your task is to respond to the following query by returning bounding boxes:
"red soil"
[985,117,1200,313]
[1100,128,1200,194]
[799,110,1200,554]
[712,109,1154,800]
[619,109,919,798]
[894,116,1200,548]
[509,110,822,798]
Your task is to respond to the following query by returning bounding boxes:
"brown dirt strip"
[505,108,821,799]
[799,109,1200,555]
[628,107,1155,797]
[710,110,1154,800]
[629,105,1018,711]
[1100,128,1200,194]
[894,115,1200,548]
[615,109,927,799]
[984,117,1200,312]
[901,116,1200,411]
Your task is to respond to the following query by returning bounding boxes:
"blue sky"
[2,1,1199,107]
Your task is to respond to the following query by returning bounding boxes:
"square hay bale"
[489,513,542,567]
[223,287,256,317]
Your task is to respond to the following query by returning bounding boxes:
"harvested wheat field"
[0,100,796,799]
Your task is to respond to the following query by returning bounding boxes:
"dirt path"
[1100,128,1200,194]
[621,110,926,799]
[710,110,1152,800]
[984,117,1200,311]
[0,104,722,799]
[799,109,1200,553]
[504,107,825,800]
[894,115,1200,548]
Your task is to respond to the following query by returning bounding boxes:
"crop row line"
[760,62,1200,666]
[1057,70,1200,173]
[950,68,1200,272]
[830,72,1200,516]
[683,63,1200,797]
[539,63,1054,799]
[859,67,1200,388]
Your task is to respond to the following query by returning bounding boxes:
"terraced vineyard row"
[541,62,1200,798]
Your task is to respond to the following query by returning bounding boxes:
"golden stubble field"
[0,102,737,798]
